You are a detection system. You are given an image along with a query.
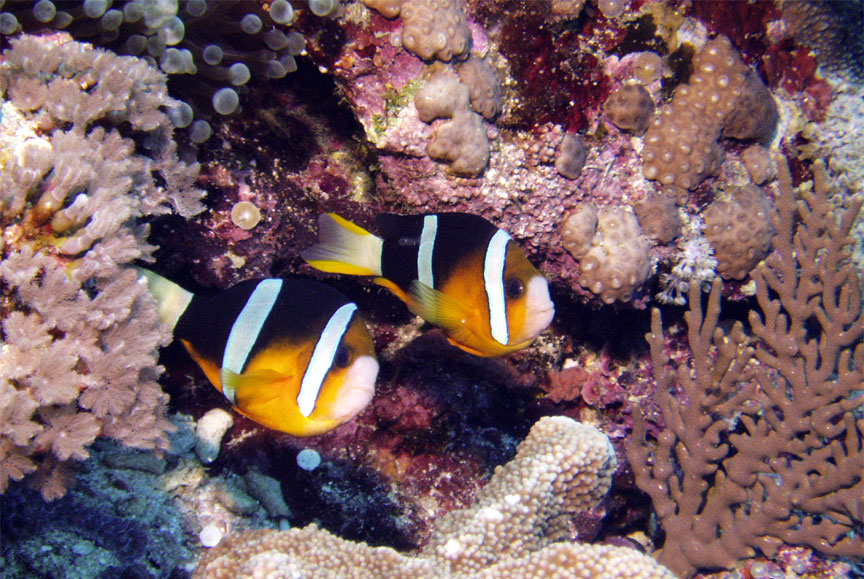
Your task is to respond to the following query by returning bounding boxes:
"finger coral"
[195,416,676,578]
[0,34,203,500]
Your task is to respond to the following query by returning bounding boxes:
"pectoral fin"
[222,368,291,409]
[407,281,476,346]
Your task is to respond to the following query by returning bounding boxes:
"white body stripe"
[417,215,438,288]
[221,279,283,404]
[297,302,358,417]
[484,229,511,345]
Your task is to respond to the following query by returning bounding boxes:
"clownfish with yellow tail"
[137,270,379,437]
[302,213,555,357]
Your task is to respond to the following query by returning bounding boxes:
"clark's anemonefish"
[302,213,555,357]
[137,270,379,436]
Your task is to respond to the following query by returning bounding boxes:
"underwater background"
[1,0,862,577]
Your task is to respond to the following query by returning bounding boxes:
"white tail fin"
[301,213,383,276]
[134,267,193,330]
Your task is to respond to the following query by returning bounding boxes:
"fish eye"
[505,277,525,299]
[333,344,352,368]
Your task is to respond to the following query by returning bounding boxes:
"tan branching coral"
[195,417,676,578]
[628,159,863,577]
[0,35,203,500]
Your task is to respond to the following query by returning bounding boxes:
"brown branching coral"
[0,35,203,500]
[628,159,863,577]
[195,417,676,578]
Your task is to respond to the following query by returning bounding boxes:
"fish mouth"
[519,303,555,341]
[518,276,555,341]
[322,356,379,422]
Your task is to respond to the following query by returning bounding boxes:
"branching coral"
[195,416,676,578]
[0,34,203,500]
[628,159,863,577]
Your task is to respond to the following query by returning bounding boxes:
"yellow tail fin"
[302,213,383,276]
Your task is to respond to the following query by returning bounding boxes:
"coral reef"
[194,416,676,578]
[633,192,681,245]
[0,34,203,500]
[779,0,864,81]
[455,55,502,120]
[2,3,862,579]
[427,108,490,177]
[397,0,472,62]
[629,160,863,577]
[0,433,196,578]
[412,65,493,177]
[414,69,470,122]
[741,144,776,186]
[1,0,324,140]
[654,225,716,306]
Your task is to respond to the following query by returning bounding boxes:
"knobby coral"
[628,159,863,576]
[195,416,676,578]
[0,34,203,500]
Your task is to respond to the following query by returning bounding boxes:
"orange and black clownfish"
[137,270,379,437]
[301,213,555,357]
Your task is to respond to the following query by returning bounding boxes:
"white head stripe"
[297,302,357,417]
[484,229,511,345]
[221,279,283,404]
[417,215,437,288]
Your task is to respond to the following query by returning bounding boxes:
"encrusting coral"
[0,34,203,500]
[629,159,863,577]
[194,416,676,578]
[455,55,503,120]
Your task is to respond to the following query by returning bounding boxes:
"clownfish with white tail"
[302,213,555,357]
[137,270,379,437]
